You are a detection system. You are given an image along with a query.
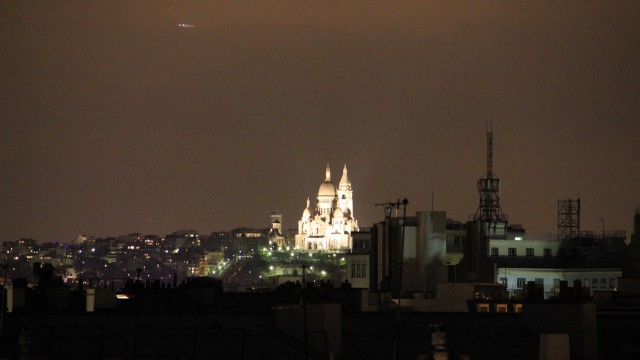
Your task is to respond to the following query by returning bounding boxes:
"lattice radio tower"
[558,198,580,240]
[473,125,507,223]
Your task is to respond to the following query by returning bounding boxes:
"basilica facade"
[295,164,359,251]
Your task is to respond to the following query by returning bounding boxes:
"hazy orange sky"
[1,1,639,242]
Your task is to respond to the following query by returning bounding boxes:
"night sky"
[1,1,639,243]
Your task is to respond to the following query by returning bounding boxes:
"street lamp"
[384,203,393,218]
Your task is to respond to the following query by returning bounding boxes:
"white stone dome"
[333,207,343,218]
[318,163,336,198]
[318,181,336,198]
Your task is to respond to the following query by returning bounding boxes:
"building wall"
[445,226,466,266]
[371,222,386,291]
[496,267,621,298]
[489,238,562,257]
[345,255,370,289]
[367,211,452,295]
[403,211,448,294]
[623,208,640,278]
[459,220,496,283]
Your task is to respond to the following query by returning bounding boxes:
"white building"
[489,237,624,298]
[295,164,359,251]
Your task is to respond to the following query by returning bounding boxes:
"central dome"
[317,163,336,198]
[318,181,336,198]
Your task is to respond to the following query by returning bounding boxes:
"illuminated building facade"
[268,211,285,248]
[295,164,359,251]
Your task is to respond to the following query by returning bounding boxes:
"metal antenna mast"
[558,198,580,240]
[487,126,493,177]
[473,126,507,223]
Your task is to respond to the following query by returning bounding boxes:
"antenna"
[486,129,493,177]
[557,198,580,240]
[473,126,507,224]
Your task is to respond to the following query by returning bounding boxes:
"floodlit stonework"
[295,164,359,251]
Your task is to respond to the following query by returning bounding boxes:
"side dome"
[333,207,343,218]
[303,207,311,218]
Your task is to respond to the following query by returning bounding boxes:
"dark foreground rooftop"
[1,288,639,359]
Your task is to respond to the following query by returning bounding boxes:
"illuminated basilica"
[295,164,359,251]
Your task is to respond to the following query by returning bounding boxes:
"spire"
[325,163,331,181]
[339,164,350,187]
[306,197,310,208]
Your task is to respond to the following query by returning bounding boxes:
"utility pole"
[375,198,409,359]
[301,264,308,360]
[0,264,8,341]
[394,198,408,360]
